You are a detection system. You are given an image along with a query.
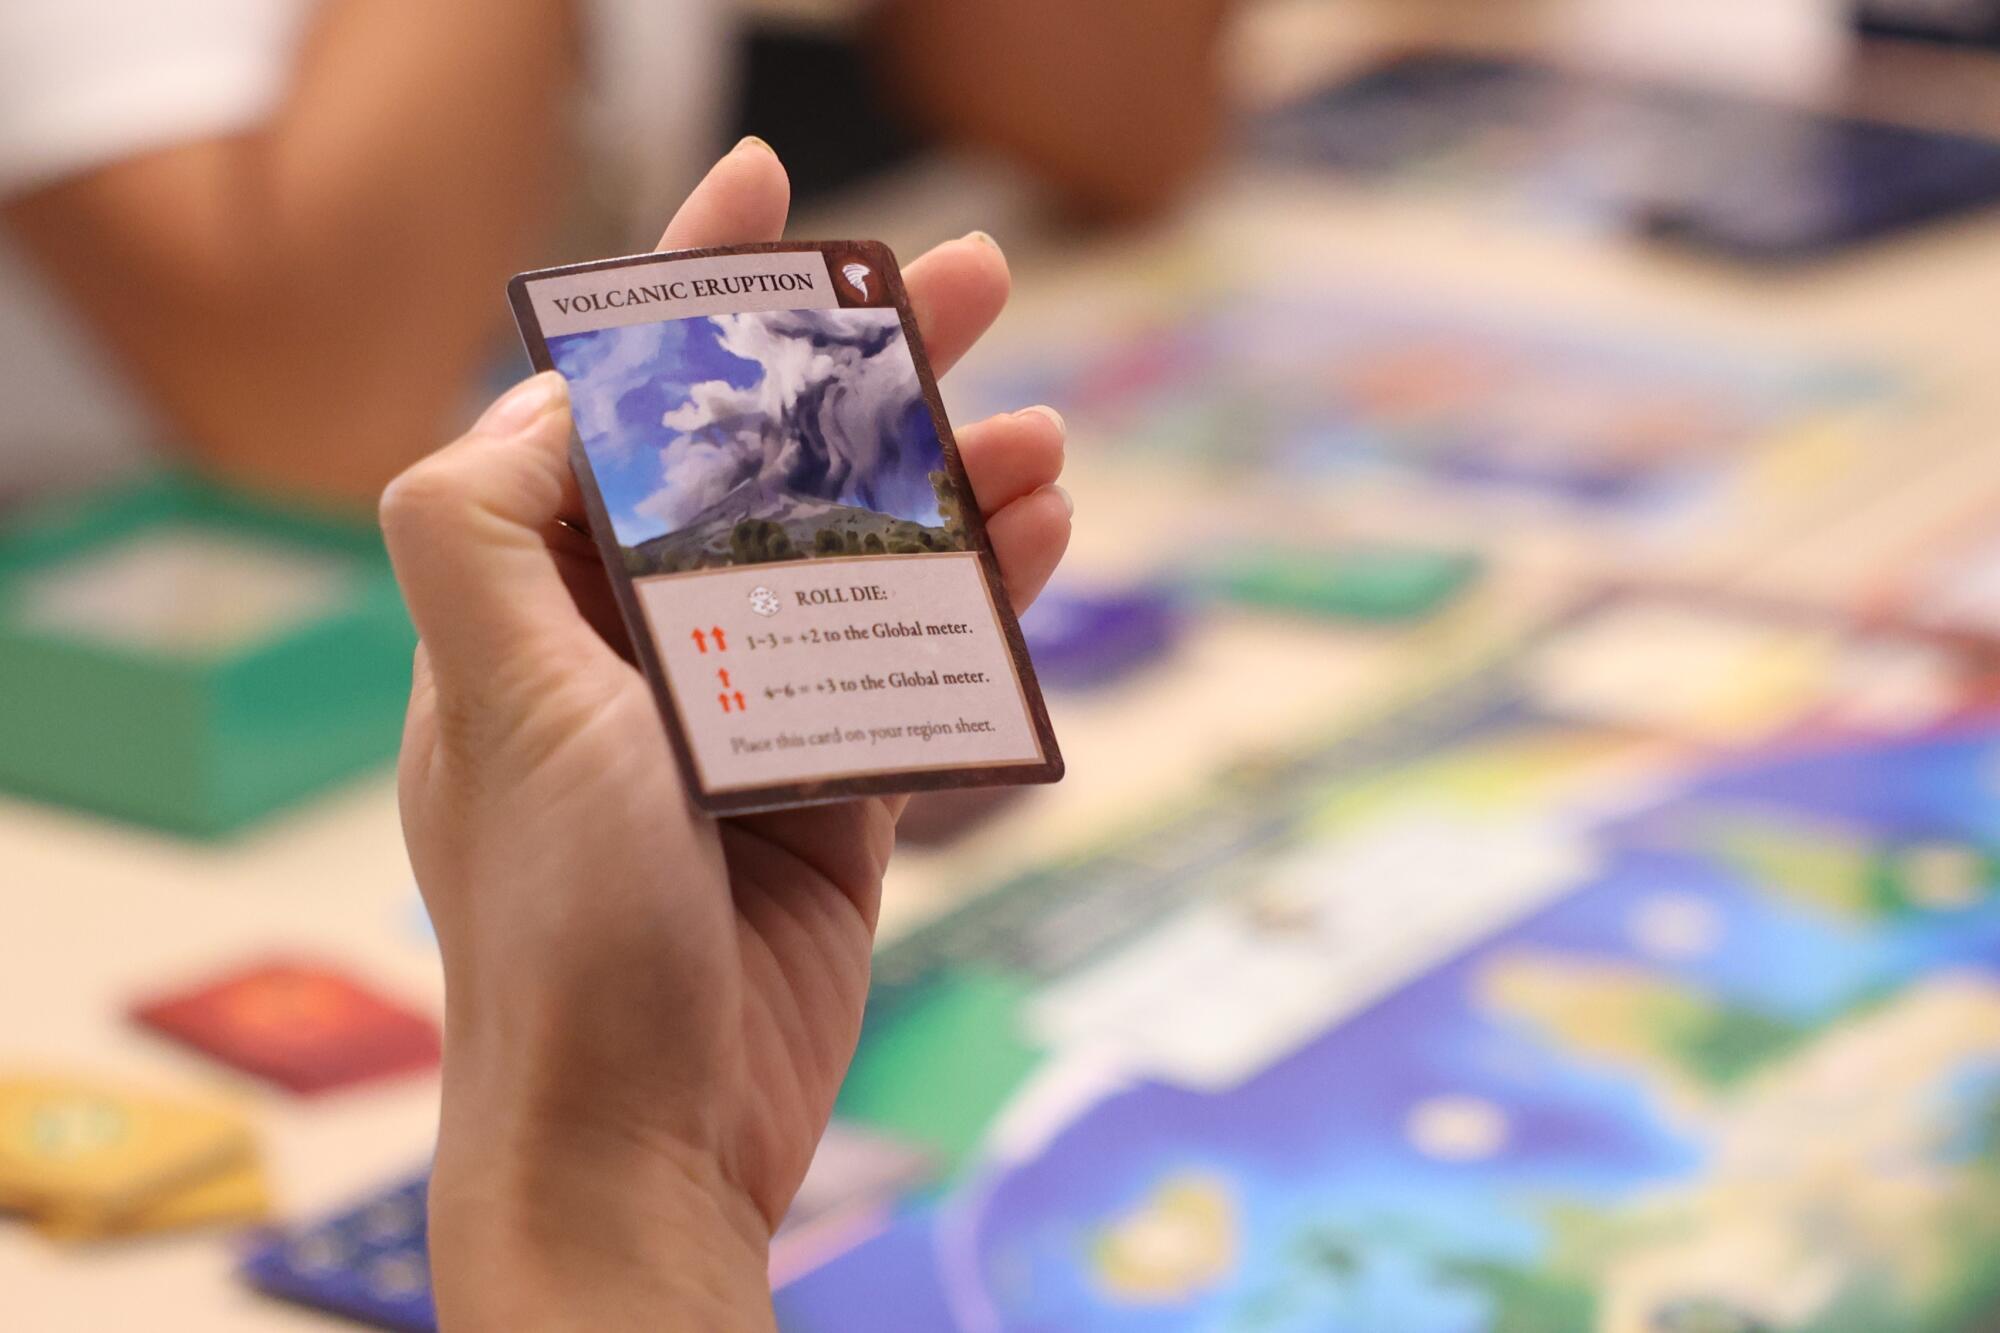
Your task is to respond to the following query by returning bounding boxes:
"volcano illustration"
[627,475,961,574]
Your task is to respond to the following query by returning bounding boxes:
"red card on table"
[131,960,439,1095]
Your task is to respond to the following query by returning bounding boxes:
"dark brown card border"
[507,240,1064,816]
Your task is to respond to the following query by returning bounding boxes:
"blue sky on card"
[550,309,948,546]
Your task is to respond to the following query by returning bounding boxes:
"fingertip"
[728,134,791,203]
[957,409,1066,517]
[1023,482,1074,525]
[955,231,1012,301]
[1017,402,1064,432]
[904,235,1012,377]
[657,140,791,251]
[1013,405,1067,461]
[962,230,1011,285]
[919,236,1010,319]
[986,484,1074,614]
[469,371,567,440]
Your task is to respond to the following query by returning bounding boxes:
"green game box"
[0,475,416,836]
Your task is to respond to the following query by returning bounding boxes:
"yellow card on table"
[34,1150,271,1241]
[0,1075,252,1219]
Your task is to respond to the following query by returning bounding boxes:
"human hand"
[379,140,1070,1330]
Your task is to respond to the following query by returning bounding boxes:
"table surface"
[12,7,2000,1329]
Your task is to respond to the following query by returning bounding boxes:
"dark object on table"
[1259,52,2000,261]
[241,1174,436,1333]
[1018,584,1181,692]
[1856,0,2000,48]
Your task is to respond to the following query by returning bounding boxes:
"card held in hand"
[509,242,1062,814]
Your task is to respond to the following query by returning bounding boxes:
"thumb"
[379,371,593,695]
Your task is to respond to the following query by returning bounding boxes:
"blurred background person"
[0,0,1230,511]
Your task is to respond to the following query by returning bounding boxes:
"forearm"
[869,0,1233,221]
[259,0,578,284]
[4,0,580,504]
[431,1073,776,1332]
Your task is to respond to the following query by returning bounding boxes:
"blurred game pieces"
[131,959,440,1096]
[968,267,1891,585]
[1521,590,1983,744]
[0,1073,268,1241]
[241,1172,435,1333]
[1018,584,1182,690]
[1198,544,1481,622]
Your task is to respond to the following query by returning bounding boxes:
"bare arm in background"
[3,1,578,506]
[869,0,1236,222]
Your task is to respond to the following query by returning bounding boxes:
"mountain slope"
[627,476,960,573]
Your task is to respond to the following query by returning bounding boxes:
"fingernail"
[735,134,775,157]
[1018,404,1066,435]
[1051,484,1074,517]
[476,372,564,437]
[967,230,1001,252]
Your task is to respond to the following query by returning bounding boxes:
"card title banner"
[524,251,838,336]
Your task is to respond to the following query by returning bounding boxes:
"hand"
[379,140,1071,1330]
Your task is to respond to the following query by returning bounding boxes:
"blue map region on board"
[779,722,2000,1332]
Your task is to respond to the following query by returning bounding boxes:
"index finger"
[901,234,1010,378]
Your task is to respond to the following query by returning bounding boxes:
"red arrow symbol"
[711,626,729,652]
[717,668,731,688]
[733,691,746,712]
[691,628,708,654]
[718,692,732,713]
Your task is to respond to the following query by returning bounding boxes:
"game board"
[776,589,2000,1331]
[962,265,1896,584]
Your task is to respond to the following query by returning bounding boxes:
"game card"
[131,959,441,1096]
[0,1074,255,1222]
[509,242,1062,813]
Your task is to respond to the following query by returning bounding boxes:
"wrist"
[429,1084,773,1331]
[431,958,736,1188]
